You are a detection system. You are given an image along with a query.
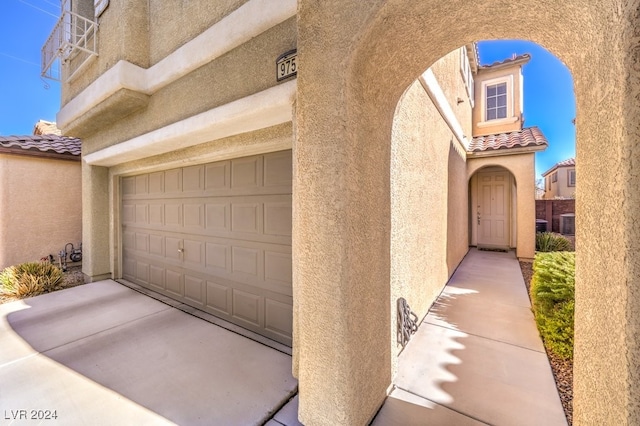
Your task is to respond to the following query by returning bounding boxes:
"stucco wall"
[0,155,81,269]
[390,70,469,375]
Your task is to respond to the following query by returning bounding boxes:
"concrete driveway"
[0,280,297,425]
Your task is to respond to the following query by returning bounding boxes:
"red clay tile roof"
[542,157,575,176]
[479,53,531,70]
[469,126,548,153]
[0,135,81,158]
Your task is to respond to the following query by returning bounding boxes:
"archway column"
[294,2,393,425]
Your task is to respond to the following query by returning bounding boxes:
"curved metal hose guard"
[397,297,418,348]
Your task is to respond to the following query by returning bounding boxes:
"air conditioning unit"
[560,213,575,235]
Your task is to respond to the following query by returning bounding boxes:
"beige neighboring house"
[40,1,640,424]
[542,158,576,199]
[0,132,81,269]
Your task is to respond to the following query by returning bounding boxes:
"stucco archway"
[295,1,640,424]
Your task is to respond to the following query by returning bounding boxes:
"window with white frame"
[460,47,474,107]
[568,169,576,186]
[486,82,507,120]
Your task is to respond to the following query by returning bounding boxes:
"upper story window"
[552,171,558,183]
[460,47,475,107]
[477,75,516,127]
[568,169,576,186]
[486,82,507,120]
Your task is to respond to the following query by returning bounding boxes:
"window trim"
[459,47,475,107]
[568,169,576,187]
[552,171,558,183]
[477,75,516,127]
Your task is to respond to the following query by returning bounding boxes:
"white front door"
[477,170,510,248]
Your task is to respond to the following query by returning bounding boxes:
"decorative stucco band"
[57,0,297,130]
[83,80,296,167]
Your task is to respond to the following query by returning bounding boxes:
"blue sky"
[0,4,575,180]
[477,40,576,179]
[1,1,60,136]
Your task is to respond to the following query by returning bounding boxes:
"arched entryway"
[469,166,518,252]
[294,1,639,424]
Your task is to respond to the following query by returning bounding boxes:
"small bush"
[0,262,64,299]
[536,232,573,252]
[530,252,575,360]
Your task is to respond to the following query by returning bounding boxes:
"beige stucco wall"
[390,59,469,376]
[467,154,536,260]
[544,166,576,199]
[472,63,524,137]
[296,0,639,424]
[0,154,81,269]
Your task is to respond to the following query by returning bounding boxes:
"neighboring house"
[39,1,636,424]
[542,157,576,199]
[0,132,81,269]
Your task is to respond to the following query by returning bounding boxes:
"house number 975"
[277,49,297,81]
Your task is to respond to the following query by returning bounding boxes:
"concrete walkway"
[0,280,297,425]
[372,248,567,425]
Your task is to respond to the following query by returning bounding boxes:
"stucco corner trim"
[419,69,469,153]
[83,80,297,167]
[57,0,297,129]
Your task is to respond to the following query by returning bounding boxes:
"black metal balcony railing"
[41,8,97,82]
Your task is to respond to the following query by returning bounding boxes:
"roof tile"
[469,126,548,153]
[0,135,81,157]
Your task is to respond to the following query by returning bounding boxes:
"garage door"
[121,151,292,345]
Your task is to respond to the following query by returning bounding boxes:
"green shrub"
[0,262,64,299]
[536,232,573,252]
[530,252,575,360]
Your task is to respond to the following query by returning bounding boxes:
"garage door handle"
[177,248,184,254]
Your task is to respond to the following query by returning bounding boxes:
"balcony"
[41,8,98,82]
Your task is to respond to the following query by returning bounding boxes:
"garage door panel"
[264,200,292,237]
[264,151,292,187]
[135,204,149,224]
[206,281,231,314]
[136,261,150,284]
[205,162,229,190]
[205,242,229,270]
[166,269,183,297]
[232,289,263,328]
[183,165,204,192]
[205,203,229,231]
[231,156,262,189]
[231,203,261,234]
[121,151,292,345]
[135,232,149,252]
[164,202,182,227]
[149,203,163,225]
[231,246,260,277]
[165,237,182,261]
[149,234,164,256]
[183,239,204,265]
[265,299,293,338]
[184,275,205,306]
[149,265,165,291]
[164,169,182,194]
[184,203,204,229]
[148,172,164,194]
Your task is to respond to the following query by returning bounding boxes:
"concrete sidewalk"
[0,280,297,425]
[373,248,567,425]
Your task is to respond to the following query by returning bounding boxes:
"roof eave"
[467,144,547,158]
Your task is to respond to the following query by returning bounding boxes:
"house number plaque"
[276,49,297,81]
